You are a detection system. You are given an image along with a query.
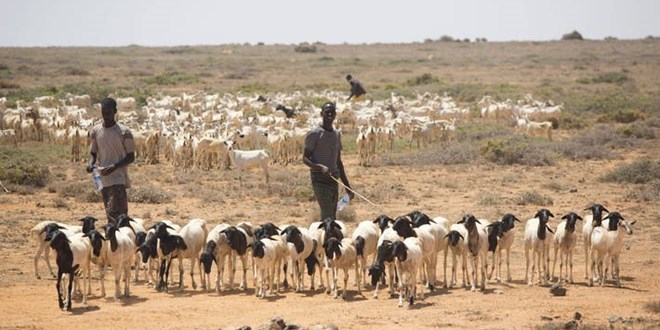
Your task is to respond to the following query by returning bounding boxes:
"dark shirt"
[348,78,366,99]
[304,126,342,176]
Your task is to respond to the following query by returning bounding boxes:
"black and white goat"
[409,211,450,290]
[392,216,437,291]
[524,209,555,286]
[350,221,379,288]
[392,237,423,308]
[323,237,359,299]
[221,222,254,291]
[46,230,91,311]
[582,203,609,280]
[200,223,231,292]
[103,222,135,300]
[457,214,489,292]
[280,225,315,292]
[486,213,521,283]
[551,212,582,284]
[589,212,635,287]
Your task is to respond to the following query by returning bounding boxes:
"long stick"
[329,176,378,207]
[0,180,9,193]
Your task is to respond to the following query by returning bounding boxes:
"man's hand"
[346,188,355,200]
[86,165,94,173]
[100,164,116,176]
[317,164,330,176]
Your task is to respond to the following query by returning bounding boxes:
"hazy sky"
[1,0,658,46]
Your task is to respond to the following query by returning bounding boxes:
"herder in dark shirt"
[346,74,367,101]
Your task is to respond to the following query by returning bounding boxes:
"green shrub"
[144,71,199,86]
[0,158,49,187]
[59,66,91,76]
[618,121,656,139]
[480,136,555,166]
[591,72,629,84]
[645,300,660,314]
[601,158,660,184]
[561,30,584,40]
[439,35,455,42]
[293,185,315,202]
[406,73,439,86]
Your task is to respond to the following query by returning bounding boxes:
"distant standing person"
[86,97,135,224]
[303,101,354,221]
[346,74,367,101]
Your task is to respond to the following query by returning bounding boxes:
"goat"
[252,237,281,298]
[524,209,555,286]
[446,224,469,288]
[280,225,315,292]
[175,218,208,290]
[200,223,231,292]
[486,214,521,283]
[590,212,635,287]
[551,212,583,283]
[103,222,135,300]
[350,221,379,287]
[582,204,609,280]
[392,216,438,291]
[457,214,489,291]
[392,238,424,308]
[409,211,450,290]
[47,231,91,311]
[221,223,254,291]
[224,140,270,187]
[323,237,359,299]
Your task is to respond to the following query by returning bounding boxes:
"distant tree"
[439,35,455,42]
[561,30,584,40]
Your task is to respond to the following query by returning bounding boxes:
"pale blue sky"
[1,0,658,46]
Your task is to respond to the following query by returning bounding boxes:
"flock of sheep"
[0,90,561,181]
[31,203,634,311]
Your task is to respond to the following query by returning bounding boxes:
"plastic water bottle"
[337,194,350,211]
[92,166,103,191]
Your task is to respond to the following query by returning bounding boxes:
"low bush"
[294,43,317,53]
[561,30,584,40]
[0,157,49,187]
[601,158,660,184]
[128,186,173,204]
[591,72,629,85]
[516,191,553,206]
[480,136,555,166]
[406,73,439,86]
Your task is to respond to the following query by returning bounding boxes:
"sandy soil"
[0,150,658,330]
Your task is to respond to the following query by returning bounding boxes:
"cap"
[321,101,336,112]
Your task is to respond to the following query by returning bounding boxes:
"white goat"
[102,223,135,301]
[590,212,635,287]
[252,237,281,298]
[280,225,315,292]
[486,214,521,283]
[31,221,82,279]
[224,140,270,186]
[446,224,469,288]
[457,215,489,292]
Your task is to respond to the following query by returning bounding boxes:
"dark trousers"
[101,184,128,224]
[311,172,338,221]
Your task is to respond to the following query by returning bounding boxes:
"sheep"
[409,211,450,290]
[82,228,108,298]
[148,221,187,292]
[252,237,281,298]
[486,214,521,283]
[524,209,555,286]
[445,224,469,288]
[30,219,89,279]
[254,222,288,292]
[350,221,379,287]
[280,225,315,292]
[392,216,438,291]
[457,214,489,292]
[367,215,402,298]
[590,212,635,287]
[523,117,553,141]
[200,223,231,292]
[47,230,91,311]
[115,215,147,282]
[224,140,270,187]
[221,222,254,291]
[314,218,347,293]
[582,204,609,280]
[323,237,359,299]
[102,222,135,300]
[392,237,424,308]
[551,212,583,284]
[175,218,208,290]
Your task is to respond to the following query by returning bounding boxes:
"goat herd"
[32,203,634,311]
[1,90,560,180]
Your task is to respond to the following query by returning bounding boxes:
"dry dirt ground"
[0,144,658,329]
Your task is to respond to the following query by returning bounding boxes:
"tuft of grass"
[624,179,660,202]
[516,191,553,206]
[59,66,91,76]
[601,159,660,184]
[591,72,629,85]
[645,300,660,314]
[561,30,584,40]
[143,71,199,86]
[0,148,51,187]
[293,185,315,202]
[53,198,69,209]
[128,186,173,204]
[478,193,501,206]
[406,73,439,86]
[294,43,317,53]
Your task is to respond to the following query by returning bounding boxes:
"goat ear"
[603,214,610,220]
[457,218,465,224]
[561,214,570,220]
[429,219,437,224]
[317,222,325,229]
[630,220,637,225]
[583,206,592,211]
[545,225,554,234]
[576,215,583,221]
[602,207,610,213]
[475,219,481,224]
[548,211,555,218]
[514,217,521,222]
[458,233,464,240]
[444,234,450,238]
